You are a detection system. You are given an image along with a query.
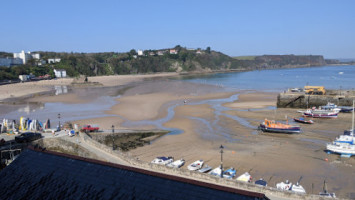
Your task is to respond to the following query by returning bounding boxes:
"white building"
[53,69,67,78]
[137,50,144,56]
[13,50,40,64]
[48,58,61,64]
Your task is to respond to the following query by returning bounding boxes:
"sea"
[181,65,355,92]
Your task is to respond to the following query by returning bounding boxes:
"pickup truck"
[80,125,99,133]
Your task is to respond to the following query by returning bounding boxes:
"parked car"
[15,132,42,143]
[80,125,99,133]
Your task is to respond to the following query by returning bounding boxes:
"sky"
[1,0,355,58]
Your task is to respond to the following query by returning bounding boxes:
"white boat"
[321,103,341,113]
[151,156,173,165]
[166,159,185,168]
[290,182,306,194]
[327,100,355,156]
[198,164,212,173]
[236,172,252,183]
[187,160,204,171]
[208,166,222,176]
[303,109,338,118]
[319,180,336,198]
[276,180,292,191]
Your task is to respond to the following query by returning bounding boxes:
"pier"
[277,89,355,108]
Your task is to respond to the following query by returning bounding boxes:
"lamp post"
[220,144,224,178]
[58,113,61,131]
[111,125,115,150]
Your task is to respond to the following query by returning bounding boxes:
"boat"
[259,119,301,134]
[293,117,314,124]
[326,100,355,156]
[303,109,338,118]
[255,178,267,186]
[222,167,236,179]
[198,164,212,173]
[321,103,341,113]
[289,176,306,194]
[187,160,204,171]
[166,159,185,168]
[319,180,336,198]
[151,156,173,165]
[236,172,252,183]
[339,106,354,113]
[208,166,222,177]
[276,180,292,191]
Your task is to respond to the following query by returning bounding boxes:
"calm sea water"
[181,65,355,92]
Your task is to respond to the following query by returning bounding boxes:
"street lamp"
[220,144,224,178]
[111,125,115,150]
[58,113,61,131]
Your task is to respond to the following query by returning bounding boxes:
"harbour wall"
[277,89,355,108]
[76,132,330,200]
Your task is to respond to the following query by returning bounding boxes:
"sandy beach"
[1,74,354,198]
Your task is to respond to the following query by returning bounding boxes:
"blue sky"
[1,0,355,58]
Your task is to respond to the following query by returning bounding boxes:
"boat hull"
[259,124,301,134]
[293,118,313,124]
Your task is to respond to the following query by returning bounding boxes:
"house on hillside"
[137,50,144,56]
[48,58,61,63]
[13,50,40,64]
[53,69,67,78]
[169,49,178,54]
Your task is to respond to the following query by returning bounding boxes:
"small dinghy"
[187,160,204,171]
[319,180,336,198]
[222,167,236,179]
[198,164,212,173]
[291,182,306,194]
[151,156,173,165]
[166,159,185,168]
[293,117,314,124]
[255,178,267,186]
[236,172,252,183]
[276,180,292,191]
[208,166,222,177]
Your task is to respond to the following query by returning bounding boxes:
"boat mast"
[352,100,354,136]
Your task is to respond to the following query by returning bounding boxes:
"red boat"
[293,117,314,124]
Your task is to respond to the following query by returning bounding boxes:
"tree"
[129,49,137,55]
[206,46,211,54]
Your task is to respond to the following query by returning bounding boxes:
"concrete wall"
[79,132,331,200]
[278,91,355,108]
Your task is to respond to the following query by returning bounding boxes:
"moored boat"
[255,178,267,186]
[293,117,314,124]
[236,172,252,183]
[303,109,338,118]
[151,156,173,165]
[198,164,212,173]
[187,160,204,171]
[259,119,301,134]
[319,180,336,198]
[222,167,236,179]
[291,182,306,194]
[208,166,222,177]
[276,180,292,191]
[166,159,185,168]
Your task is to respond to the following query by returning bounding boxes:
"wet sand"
[1,75,354,198]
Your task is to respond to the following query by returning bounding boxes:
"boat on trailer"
[236,172,252,183]
[259,119,301,134]
[151,156,173,165]
[166,159,185,168]
[255,178,267,186]
[222,167,236,179]
[198,164,212,173]
[208,166,222,177]
[293,117,314,124]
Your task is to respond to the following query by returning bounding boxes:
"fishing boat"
[208,166,222,177]
[198,164,212,173]
[187,160,204,171]
[339,106,354,113]
[222,167,236,179]
[166,159,185,168]
[276,180,292,191]
[236,172,252,183]
[151,156,173,165]
[319,180,336,198]
[321,103,341,113]
[255,178,267,186]
[259,119,301,134]
[293,117,314,124]
[303,109,338,118]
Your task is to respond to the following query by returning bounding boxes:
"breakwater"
[277,89,355,108]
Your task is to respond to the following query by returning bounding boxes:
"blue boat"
[222,167,236,179]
